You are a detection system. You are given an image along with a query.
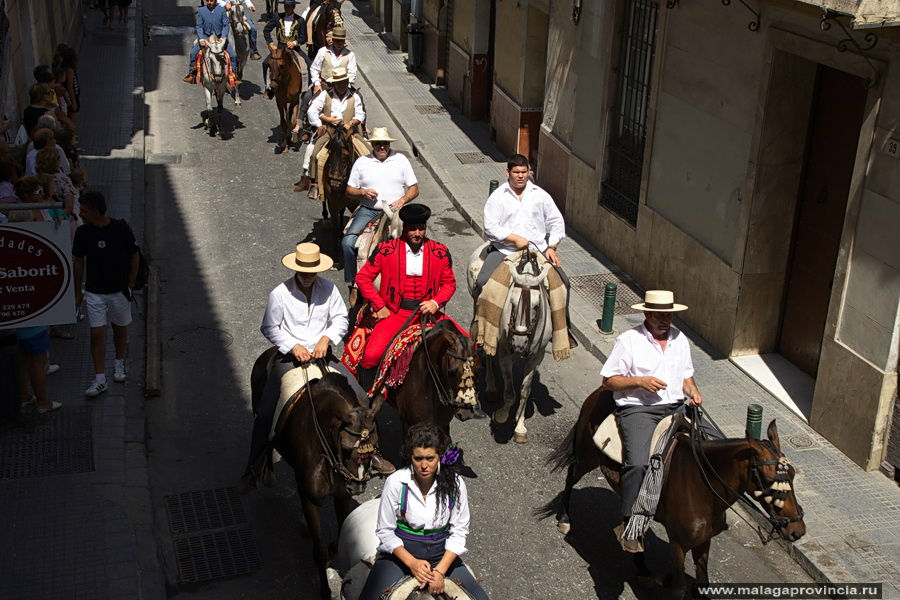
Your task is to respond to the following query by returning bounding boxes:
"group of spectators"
[2,43,139,415]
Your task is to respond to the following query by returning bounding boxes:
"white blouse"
[376,468,470,557]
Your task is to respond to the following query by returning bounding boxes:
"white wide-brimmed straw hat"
[281,242,334,272]
[631,290,688,312]
[325,66,350,83]
[368,127,396,143]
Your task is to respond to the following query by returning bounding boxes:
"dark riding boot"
[294,175,311,192]
[183,68,197,83]
[357,365,377,396]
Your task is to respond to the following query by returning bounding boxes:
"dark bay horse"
[250,349,383,599]
[543,389,805,599]
[321,122,359,257]
[269,46,304,152]
[309,0,344,57]
[374,318,480,437]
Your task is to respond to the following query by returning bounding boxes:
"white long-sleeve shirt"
[260,276,348,355]
[306,89,365,127]
[376,468,470,557]
[483,180,565,254]
[600,324,695,407]
[309,45,357,87]
[217,0,255,9]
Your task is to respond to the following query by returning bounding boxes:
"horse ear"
[469,320,479,346]
[766,419,781,452]
[369,391,386,416]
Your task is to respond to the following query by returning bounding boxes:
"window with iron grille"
[600,0,659,226]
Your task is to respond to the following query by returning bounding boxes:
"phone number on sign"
[1,304,31,318]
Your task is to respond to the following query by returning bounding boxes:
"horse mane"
[313,371,362,408]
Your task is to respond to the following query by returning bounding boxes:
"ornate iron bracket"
[722,0,761,32]
[820,10,880,87]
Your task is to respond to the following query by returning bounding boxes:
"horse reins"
[419,314,471,410]
[300,361,374,486]
[507,249,544,355]
[686,406,803,544]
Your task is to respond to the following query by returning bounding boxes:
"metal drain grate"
[415,104,447,115]
[455,152,496,165]
[165,487,248,535]
[168,327,234,352]
[0,407,94,480]
[174,528,261,583]
[570,273,644,315]
[92,33,128,46]
[787,434,817,450]
[146,153,182,165]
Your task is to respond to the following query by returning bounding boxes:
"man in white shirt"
[309,25,357,94]
[344,127,418,302]
[242,242,362,487]
[476,153,575,346]
[599,290,702,551]
[298,66,368,193]
[25,128,71,176]
[219,0,262,60]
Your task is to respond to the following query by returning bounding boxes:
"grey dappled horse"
[227,3,250,80]
[201,34,239,138]
[467,246,553,443]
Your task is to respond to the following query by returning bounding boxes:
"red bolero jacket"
[356,238,456,313]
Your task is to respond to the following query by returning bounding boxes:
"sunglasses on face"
[372,142,390,147]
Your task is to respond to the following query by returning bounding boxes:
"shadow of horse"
[238,81,262,101]
[538,486,673,599]
[481,365,562,444]
[197,110,245,140]
[297,219,339,261]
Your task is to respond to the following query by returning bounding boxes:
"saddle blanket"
[379,576,478,600]
[193,47,238,87]
[592,412,688,464]
[270,361,339,440]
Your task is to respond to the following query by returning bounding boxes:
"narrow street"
[142,1,812,597]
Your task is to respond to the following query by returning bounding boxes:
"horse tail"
[546,421,577,473]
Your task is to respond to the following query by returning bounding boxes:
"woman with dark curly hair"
[358,422,489,600]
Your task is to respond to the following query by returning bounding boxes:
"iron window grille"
[600,0,659,226]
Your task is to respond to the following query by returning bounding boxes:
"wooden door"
[778,65,867,376]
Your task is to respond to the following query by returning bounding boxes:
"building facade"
[417,0,900,472]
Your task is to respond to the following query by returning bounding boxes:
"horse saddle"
[269,360,340,440]
[379,575,479,600]
[592,412,690,464]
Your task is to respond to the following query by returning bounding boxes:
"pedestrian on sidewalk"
[72,191,140,397]
[16,326,61,413]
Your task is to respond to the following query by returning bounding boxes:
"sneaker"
[38,401,63,414]
[113,363,126,383]
[85,380,108,398]
[250,51,261,60]
[46,363,61,375]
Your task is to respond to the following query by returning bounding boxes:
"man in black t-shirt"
[72,191,139,397]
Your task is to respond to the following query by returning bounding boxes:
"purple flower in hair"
[441,443,462,466]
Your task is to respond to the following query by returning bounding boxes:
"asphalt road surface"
[143,2,813,598]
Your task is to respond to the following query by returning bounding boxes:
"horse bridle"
[687,407,804,543]
[419,314,476,410]
[325,124,353,190]
[507,250,544,356]
[300,361,376,487]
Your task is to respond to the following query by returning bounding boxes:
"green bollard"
[600,282,617,333]
[488,179,499,197]
[746,404,763,439]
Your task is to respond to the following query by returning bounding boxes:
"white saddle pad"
[592,413,683,464]
[270,361,339,440]
[380,576,479,600]
[465,240,491,297]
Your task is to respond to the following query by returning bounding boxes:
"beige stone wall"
[451,0,473,52]
[521,5,548,108]
[493,0,525,101]
[448,41,467,109]
[423,0,440,27]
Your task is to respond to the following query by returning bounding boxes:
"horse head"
[745,420,806,541]
[427,320,480,420]
[324,124,354,191]
[204,34,228,81]
[317,373,381,496]
[269,45,287,91]
[228,3,246,34]
[504,250,552,356]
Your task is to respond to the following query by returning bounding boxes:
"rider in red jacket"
[355,203,457,389]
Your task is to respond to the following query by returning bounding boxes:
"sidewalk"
[0,4,161,599]
[341,2,900,597]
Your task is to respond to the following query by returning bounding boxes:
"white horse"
[467,243,553,444]
[200,34,239,138]
[327,499,480,600]
[227,2,250,80]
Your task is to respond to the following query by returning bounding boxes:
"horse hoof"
[492,410,510,424]
[513,431,528,444]
[557,521,571,535]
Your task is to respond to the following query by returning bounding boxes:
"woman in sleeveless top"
[358,423,490,600]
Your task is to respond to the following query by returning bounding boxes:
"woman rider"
[358,423,490,600]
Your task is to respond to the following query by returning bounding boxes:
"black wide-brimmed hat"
[399,203,431,224]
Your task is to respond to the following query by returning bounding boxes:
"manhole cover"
[168,327,233,352]
[570,273,644,315]
[415,104,447,115]
[165,487,248,535]
[92,33,128,45]
[787,434,816,449]
[149,25,197,36]
[0,407,94,479]
[174,528,261,583]
[455,152,496,165]
[146,153,182,165]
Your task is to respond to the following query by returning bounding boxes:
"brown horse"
[320,122,359,255]
[543,389,805,599]
[374,318,480,437]
[250,349,383,599]
[269,46,304,152]
[309,0,344,57]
